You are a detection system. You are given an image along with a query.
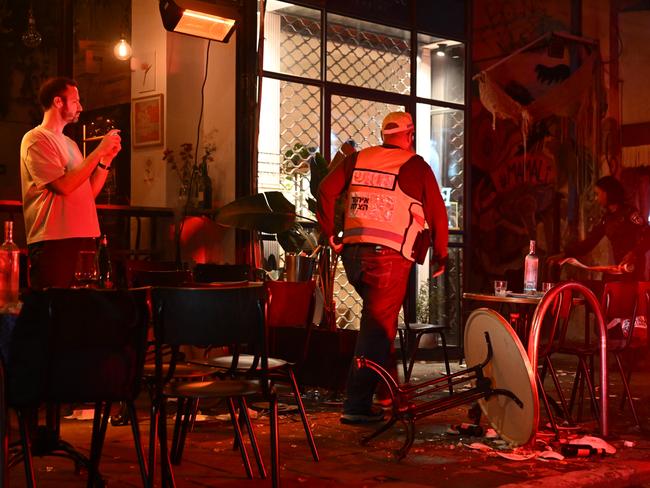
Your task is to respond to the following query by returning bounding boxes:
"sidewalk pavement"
[7,359,650,487]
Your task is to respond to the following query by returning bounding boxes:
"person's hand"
[328,235,343,254]
[618,252,635,273]
[97,129,121,158]
[431,262,446,278]
[546,253,565,265]
[431,255,447,278]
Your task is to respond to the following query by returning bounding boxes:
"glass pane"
[258,79,321,217]
[330,95,402,156]
[415,240,463,346]
[416,103,464,231]
[327,13,410,94]
[264,1,321,80]
[74,0,131,110]
[416,34,465,104]
[330,95,403,329]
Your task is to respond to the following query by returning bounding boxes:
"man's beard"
[61,107,80,123]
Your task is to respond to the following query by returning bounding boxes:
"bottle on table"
[97,234,113,289]
[523,239,538,294]
[0,221,20,307]
[200,163,212,209]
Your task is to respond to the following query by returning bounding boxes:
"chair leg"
[405,332,423,382]
[226,398,254,479]
[0,360,6,488]
[127,402,149,488]
[438,331,453,395]
[169,397,187,465]
[536,372,559,438]
[287,368,319,461]
[238,397,266,479]
[147,399,158,488]
[615,352,640,428]
[16,410,35,488]
[173,399,194,465]
[157,398,176,488]
[578,357,600,424]
[86,402,110,488]
[545,358,572,423]
[269,392,280,488]
[398,329,409,381]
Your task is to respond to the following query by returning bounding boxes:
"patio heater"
[159,0,239,42]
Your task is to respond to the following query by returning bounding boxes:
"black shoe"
[340,406,385,425]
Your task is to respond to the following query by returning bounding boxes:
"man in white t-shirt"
[20,77,121,288]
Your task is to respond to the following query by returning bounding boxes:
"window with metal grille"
[259,1,466,336]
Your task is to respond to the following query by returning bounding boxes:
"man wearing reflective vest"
[317,111,449,424]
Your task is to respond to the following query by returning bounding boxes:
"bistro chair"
[6,288,150,488]
[528,281,610,437]
[585,281,638,427]
[149,285,279,488]
[551,281,639,428]
[193,263,252,283]
[204,280,319,462]
[129,269,193,288]
[528,285,575,435]
[397,322,452,388]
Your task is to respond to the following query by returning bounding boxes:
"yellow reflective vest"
[342,146,426,262]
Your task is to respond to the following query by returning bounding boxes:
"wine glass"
[74,250,98,288]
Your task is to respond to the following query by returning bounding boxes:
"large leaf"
[215,191,296,233]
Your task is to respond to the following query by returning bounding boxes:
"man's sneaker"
[374,396,393,408]
[340,406,385,425]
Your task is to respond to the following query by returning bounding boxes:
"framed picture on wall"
[132,94,163,147]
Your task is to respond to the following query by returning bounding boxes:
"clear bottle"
[523,240,538,294]
[0,221,20,307]
[97,234,113,289]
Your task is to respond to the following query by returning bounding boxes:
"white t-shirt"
[20,125,100,244]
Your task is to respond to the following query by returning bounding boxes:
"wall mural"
[470,0,607,291]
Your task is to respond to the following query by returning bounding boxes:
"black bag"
[411,228,431,265]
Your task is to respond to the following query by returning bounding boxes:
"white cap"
[381,111,414,135]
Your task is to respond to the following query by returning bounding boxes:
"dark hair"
[595,176,625,206]
[38,77,78,110]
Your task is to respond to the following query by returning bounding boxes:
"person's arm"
[316,153,356,249]
[564,217,606,258]
[400,157,449,276]
[48,130,121,196]
[89,143,121,197]
[620,210,650,268]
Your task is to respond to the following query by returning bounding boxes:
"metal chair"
[149,285,279,488]
[193,263,252,283]
[205,280,319,462]
[129,269,193,288]
[528,281,610,437]
[7,288,150,488]
[397,322,452,389]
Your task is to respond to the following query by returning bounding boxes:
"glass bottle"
[201,163,212,209]
[523,239,538,294]
[97,234,113,289]
[0,221,20,307]
[190,166,201,208]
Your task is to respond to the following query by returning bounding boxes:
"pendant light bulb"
[113,37,132,60]
[22,7,42,48]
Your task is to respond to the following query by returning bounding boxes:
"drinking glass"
[542,282,555,293]
[494,280,507,297]
[74,250,98,288]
